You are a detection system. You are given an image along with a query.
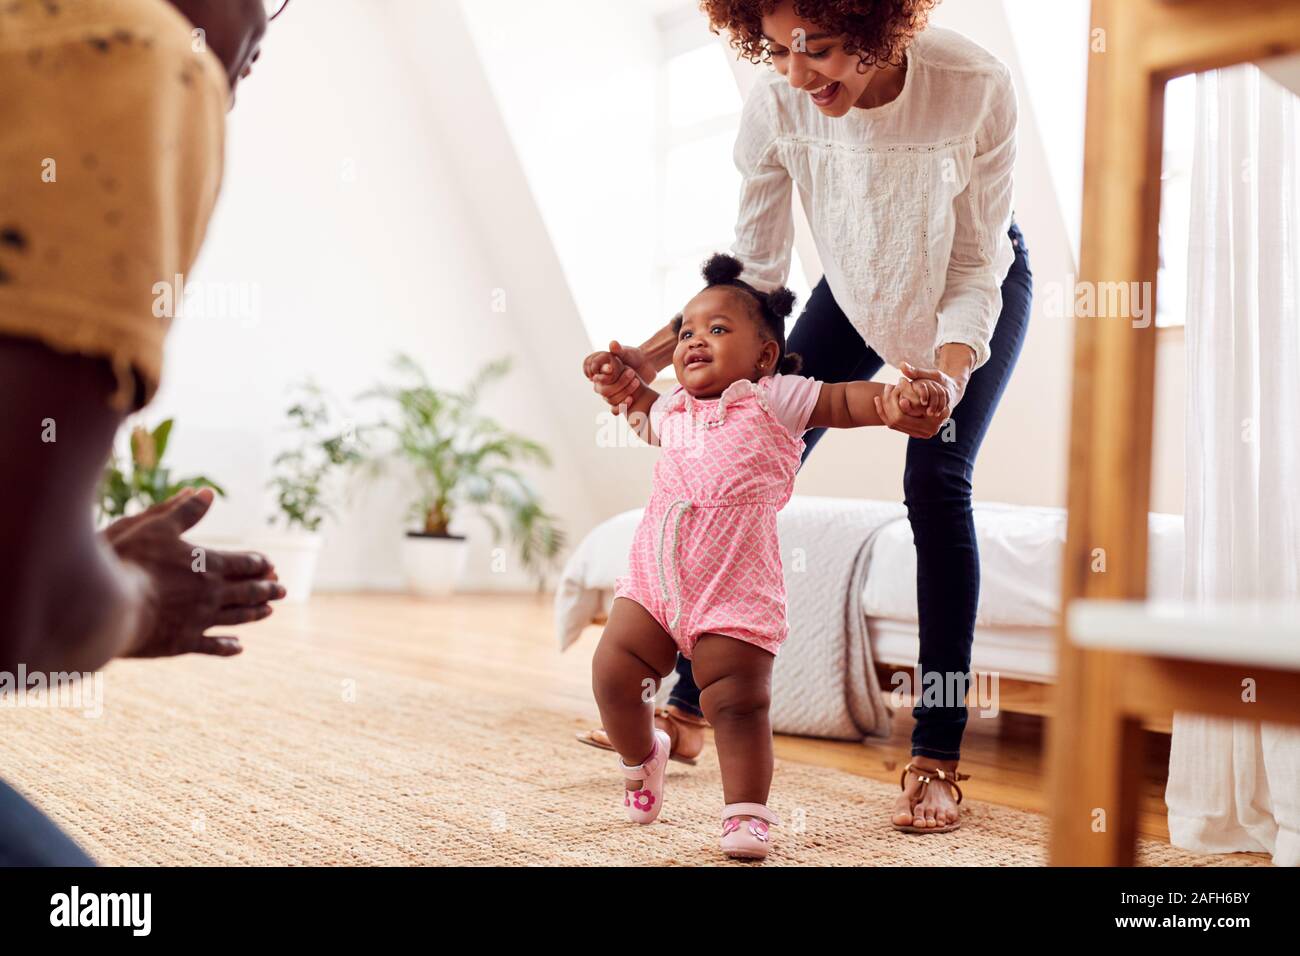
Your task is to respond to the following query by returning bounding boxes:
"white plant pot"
[400,533,469,598]
[246,532,324,604]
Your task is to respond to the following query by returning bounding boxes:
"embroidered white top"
[731,26,1018,371]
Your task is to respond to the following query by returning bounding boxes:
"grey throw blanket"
[768,496,905,739]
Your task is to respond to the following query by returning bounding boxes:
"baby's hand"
[589,351,627,383]
[583,341,646,415]
[583,348,625,382]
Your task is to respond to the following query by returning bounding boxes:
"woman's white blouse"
[732,26,1018,371]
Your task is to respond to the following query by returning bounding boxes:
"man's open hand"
[104,488,285,658]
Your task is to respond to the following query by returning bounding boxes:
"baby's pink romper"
[613,373,822,659]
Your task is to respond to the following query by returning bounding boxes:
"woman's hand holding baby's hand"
[874,362,965,438]
[874,382,945,439]
[584,341,652,415]
[896,362,960,420]
[897,378,950,421]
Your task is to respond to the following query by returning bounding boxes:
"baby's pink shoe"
[620,729,672,824]
[720,803,779,861]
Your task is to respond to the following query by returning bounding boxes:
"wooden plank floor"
[267,591,1179,844]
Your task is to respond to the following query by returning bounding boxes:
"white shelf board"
[1068,600,1300,670]
[1259,52,1300,99]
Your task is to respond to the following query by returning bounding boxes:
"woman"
[583,0,1033,834]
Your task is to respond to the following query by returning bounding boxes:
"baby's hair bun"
[779,351,804,375]
[767,286,796,320]
[701,252,744,286]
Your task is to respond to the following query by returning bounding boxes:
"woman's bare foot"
[581,706,706,762]
[661,706,706,759]
[892,758,962,830]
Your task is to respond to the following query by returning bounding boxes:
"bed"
[556,496,1184,741]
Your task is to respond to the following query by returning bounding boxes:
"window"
[1004,0,1190,329]
[654,14,811,359]
[1157,73,1196,328]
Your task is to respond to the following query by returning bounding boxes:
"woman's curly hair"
[699,0,939,70]
[674,253,803,375]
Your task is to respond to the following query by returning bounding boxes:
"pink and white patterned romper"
[613,373,822,659]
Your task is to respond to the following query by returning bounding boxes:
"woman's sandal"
[720,803,779,861]
[893,762,971,834]
[577,706,706,765]
[620,729,672,825]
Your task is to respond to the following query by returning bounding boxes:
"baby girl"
[587,253,943,861]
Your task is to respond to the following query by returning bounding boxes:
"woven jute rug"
[0,634,1260,867]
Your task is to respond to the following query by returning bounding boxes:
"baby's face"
[673,287,779,398]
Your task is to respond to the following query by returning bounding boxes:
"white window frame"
[653,7,745,321]
[1157,73,1196,329]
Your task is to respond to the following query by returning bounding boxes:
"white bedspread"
[860,503,1185,627]
[554,496,1184,741]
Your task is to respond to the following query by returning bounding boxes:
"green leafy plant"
[363,354,565,588]
[269,382,365,534]
[99,419,225,521]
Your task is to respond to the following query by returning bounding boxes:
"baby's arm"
[805,381,889,430]
[806,378,946,439]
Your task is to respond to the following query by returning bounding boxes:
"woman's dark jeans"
[668,221,1033,759]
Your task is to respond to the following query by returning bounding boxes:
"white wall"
[143,0,604,591]
[1003,0,1088,261]
[457,0,665,350]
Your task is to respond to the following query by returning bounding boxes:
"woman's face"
[759,1,893,118]
[673,287,779,396]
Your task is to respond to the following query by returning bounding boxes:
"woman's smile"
[808,80,841,108]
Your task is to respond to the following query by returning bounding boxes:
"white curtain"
[1167,65,1300,867]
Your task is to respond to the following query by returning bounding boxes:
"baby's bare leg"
[591,597,678,768]
[691,635,775,805]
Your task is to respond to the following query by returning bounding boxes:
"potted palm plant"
[99,419,225,522]
[363,354,565,596]
[259,382,364,603]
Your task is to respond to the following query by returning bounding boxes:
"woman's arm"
[635,323,678,377]
[935,63,1018,372]
[731,81,796,293]
[620,381,662,446]
[933,344,977,411]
